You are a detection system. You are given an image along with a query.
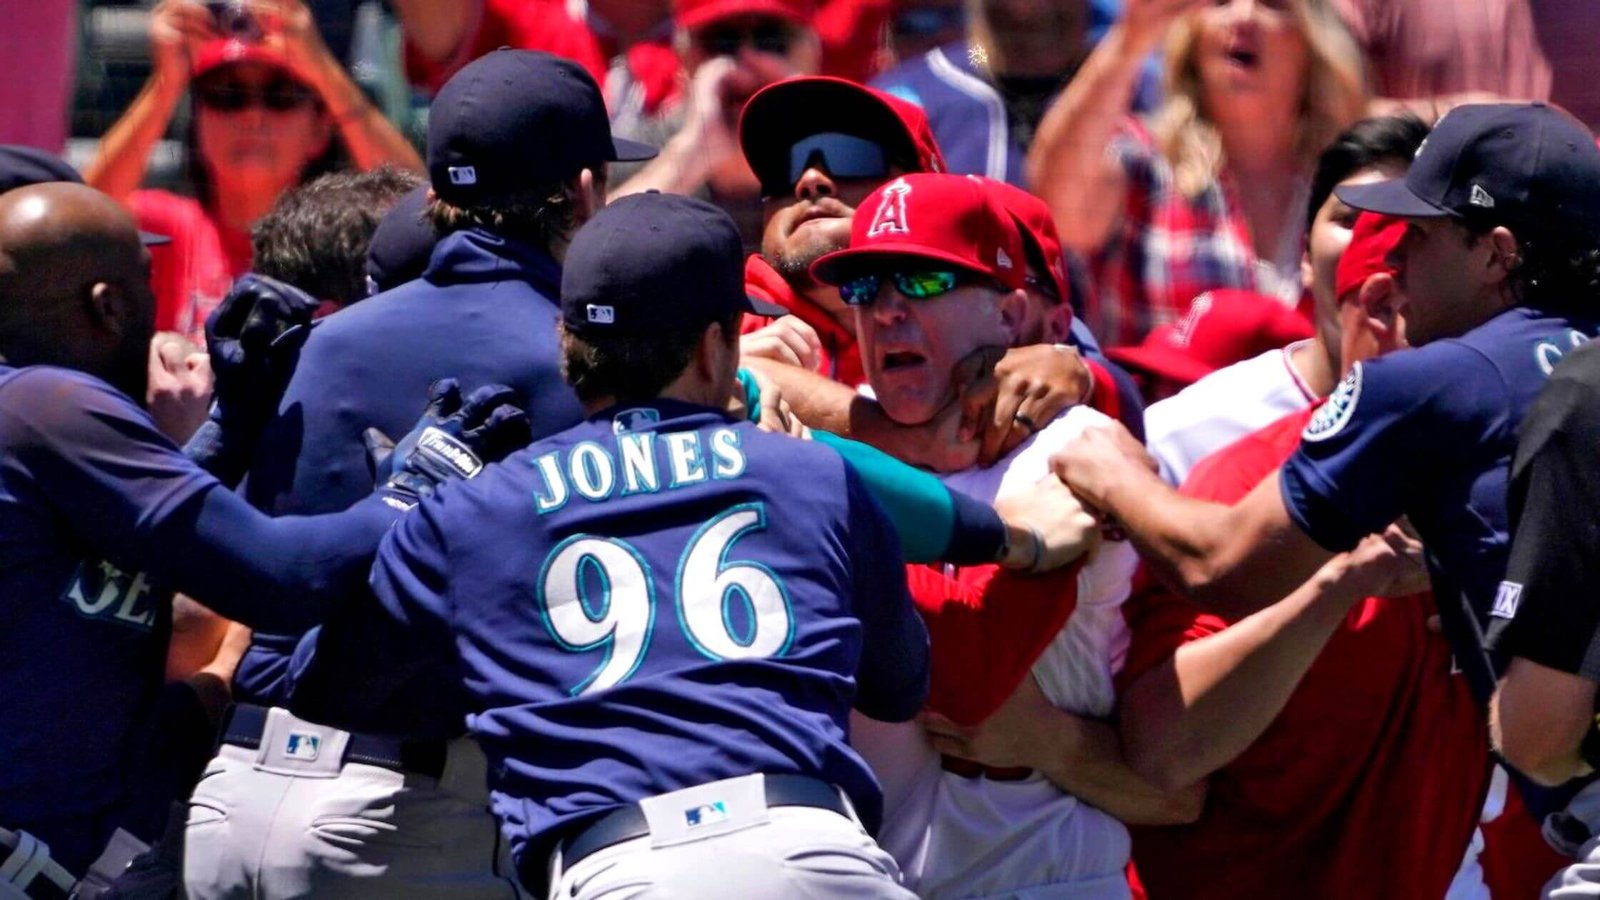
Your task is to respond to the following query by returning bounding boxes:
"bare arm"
[1493,659,1597,787]
[84,0,214,202]
[924,675,1206,825]
[255,0,424,174]
[1025,0,1204,253]
[1052,423,1334,616]
[1121,534,1423,790]
[388,0,480,65]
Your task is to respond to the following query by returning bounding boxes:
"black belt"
[220,704,448,780]
[561,774,848,869]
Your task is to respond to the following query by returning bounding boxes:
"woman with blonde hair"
[1027,0,1366,346]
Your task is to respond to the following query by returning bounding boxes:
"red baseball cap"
[739,76,946,197]
[810,173,1026,289]
[192,37,296,79]
[1106,289,1314,388]
[976,178,1068,305]
[673,0,817,30]
[1335,211,1407,300]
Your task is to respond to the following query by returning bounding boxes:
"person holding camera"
[84,0,423,344]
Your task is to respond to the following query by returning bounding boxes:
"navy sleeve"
[2,368,398,633]
[842,463,930,722]
[1280,350,1502,552]
[289,494,465,738]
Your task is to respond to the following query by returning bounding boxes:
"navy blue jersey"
[305,401,927,871]
[0,365,396,871]
[1281,306,1600,701]
[235,228,586,703]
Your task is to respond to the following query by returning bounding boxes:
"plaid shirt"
[1087,119,1301,348]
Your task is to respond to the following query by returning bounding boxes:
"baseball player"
[1052,102,1600,835]
[809,172,1192,898]
[183,50,657,899]
[1112,212,1490,899]
[733,76,1145,470]
[0,181,520,889]
[1139,115,1430,485]
[292,192,928,899]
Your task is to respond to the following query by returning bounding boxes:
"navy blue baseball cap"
[0,146,170,245]
[365,184,438,295]
[1337,103,1600,241]
[427,50,657,206]
[562,192,784,335]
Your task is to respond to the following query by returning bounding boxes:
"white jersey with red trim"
[1145,340,1318,485]
[853,405,1139,899]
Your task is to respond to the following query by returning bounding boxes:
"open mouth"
[1225,45,1261,69]
[881,350,927,371]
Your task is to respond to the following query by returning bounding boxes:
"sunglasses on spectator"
[695,21,797,56]
[785,132,890,190]
[840,270,994,306]
[195,78,314,113]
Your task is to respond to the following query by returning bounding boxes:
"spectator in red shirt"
[85,0,423,342]
[1028,0,1366,347]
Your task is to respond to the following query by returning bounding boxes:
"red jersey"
[1122,407,1490,900]
[740,254,868,388]
[403,0,681,117]
[132,190,251,343]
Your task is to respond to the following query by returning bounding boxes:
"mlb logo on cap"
[587,304,616,325]
[448,166,478,186]
[285,732,321,761]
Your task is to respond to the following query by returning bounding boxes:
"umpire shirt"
[236,227,585,703]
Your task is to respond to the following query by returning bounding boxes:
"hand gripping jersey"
[348,401,929,878]
[234,227,585,705]
[855,405,1141,900]
[1124,407,1489,900]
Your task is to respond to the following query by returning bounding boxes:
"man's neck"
[799,282,856,332]
[1288,336,1339,398]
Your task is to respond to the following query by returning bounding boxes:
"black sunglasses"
[696,21,797,56]
[195,78,314,113]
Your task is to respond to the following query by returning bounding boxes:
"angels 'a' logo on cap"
[867,178,913,238]
[1169,293,1213,348]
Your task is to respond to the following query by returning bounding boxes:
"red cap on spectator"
[739,76,945,197]
[810,173,1026,290]
[1106,289,1314,388]
[976,178,1069,307]
[192,38,295,79]
[674,0,817,30]
[1335,212,1407,301]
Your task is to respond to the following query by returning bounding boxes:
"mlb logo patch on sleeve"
[1491,581,1522,619]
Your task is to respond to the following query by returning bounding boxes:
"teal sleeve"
[735,368,1006,564]
[813,431,954,562]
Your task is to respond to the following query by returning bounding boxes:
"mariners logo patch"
[1491,581,1523,619]
[1303,363,1363,442]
